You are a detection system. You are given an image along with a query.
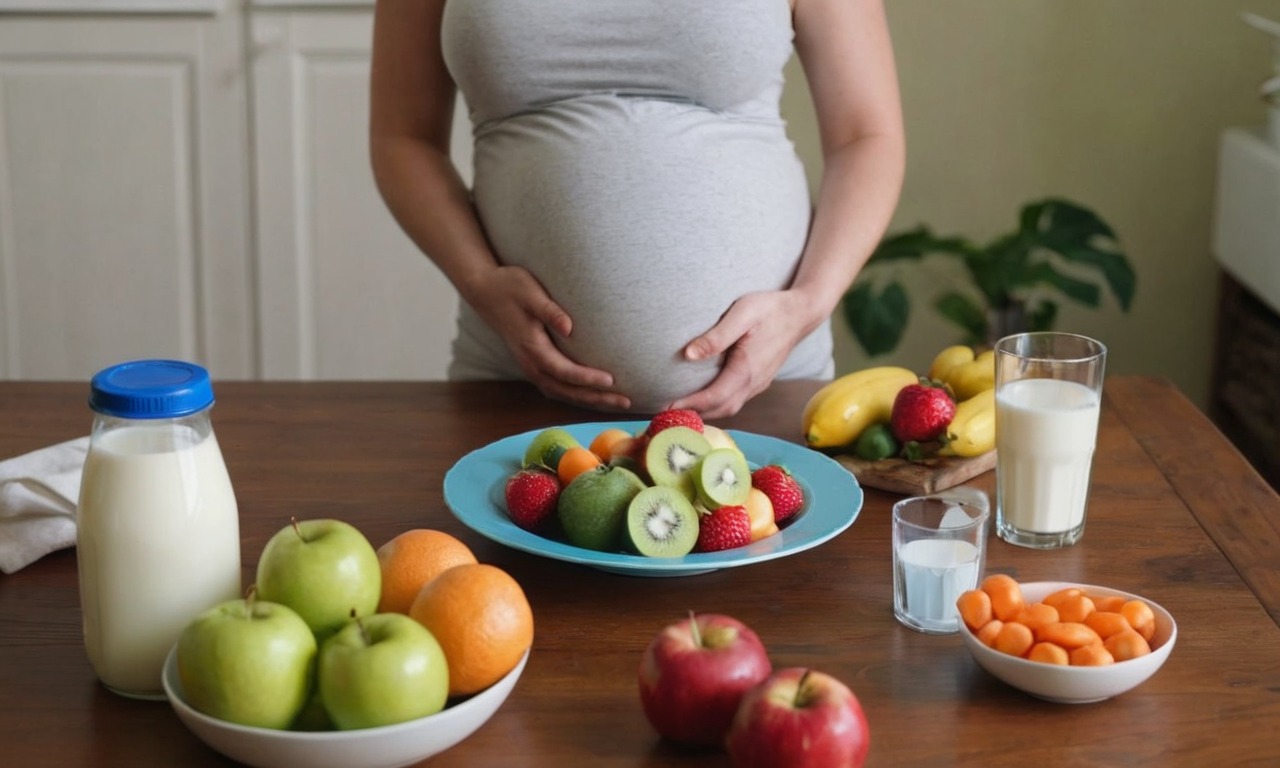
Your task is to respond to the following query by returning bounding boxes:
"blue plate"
[443,422,862,577]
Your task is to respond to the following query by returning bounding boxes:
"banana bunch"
[802,366,918,449]
[801,346,998,458]
[930,345,996,457]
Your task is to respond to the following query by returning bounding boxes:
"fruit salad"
[503,410,807,558]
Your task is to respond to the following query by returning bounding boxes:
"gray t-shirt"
[441,0,834,412]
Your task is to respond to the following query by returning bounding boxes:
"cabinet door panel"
[252,10,465,380]
[0,14,253,380]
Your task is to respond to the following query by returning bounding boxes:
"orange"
[588,428,633,463]
[376,529,478,615]
[409,563,534,697]
[557,446,602,486]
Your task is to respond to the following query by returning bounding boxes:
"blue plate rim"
[442,421,862,576]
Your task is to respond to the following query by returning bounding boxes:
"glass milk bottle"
[76,360,241,699]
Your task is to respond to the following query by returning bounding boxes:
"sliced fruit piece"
[694,447,752,509]
[644,426,713,499]
[743,488,779,542]
[626,486,699,558]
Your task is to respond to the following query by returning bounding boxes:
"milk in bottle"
[76,360,241,699]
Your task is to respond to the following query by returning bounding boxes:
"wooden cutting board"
[836,450,996,495]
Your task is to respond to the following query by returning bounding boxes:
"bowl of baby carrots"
[956,576,1177,704]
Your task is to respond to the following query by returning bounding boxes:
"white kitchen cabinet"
[0,9,255,380]
[249,6,465,380]
[0,2,467,382]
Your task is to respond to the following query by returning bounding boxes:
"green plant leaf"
[1025,262,1101,306]
[1053,246,1136,310]
[1027,300,1058,331]
[933,291,987,343]
[1020,198,1117,243]
[865,226,976,265]
[842,281,909,356]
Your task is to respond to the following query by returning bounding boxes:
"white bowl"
[958,581,1176,704]
[162,646,528,768]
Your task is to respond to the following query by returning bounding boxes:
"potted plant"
[842,198,1136,356]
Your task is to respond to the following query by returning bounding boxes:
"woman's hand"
[669,290,818,419]
[468,266,632,412]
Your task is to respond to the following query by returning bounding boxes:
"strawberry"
[889,381,956,443]
[645,409,704,437]
[750,465,805,524]
[503,469,561,531]
[695,505,752,553]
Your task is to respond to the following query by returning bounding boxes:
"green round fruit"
[853,423,899,461]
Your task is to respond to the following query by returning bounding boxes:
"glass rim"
[892,497,989,534]
[993,331,1107,364]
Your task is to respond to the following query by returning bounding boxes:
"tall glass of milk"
[994,333,1107,549]
[76,360,241,699]
[892,491,989,634]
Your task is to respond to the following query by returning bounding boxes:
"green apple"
[176,594,317,730]
[256,518,381,639]
[557,464,647,551]
[318,613,449,730]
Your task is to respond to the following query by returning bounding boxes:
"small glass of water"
[892,490,989,635]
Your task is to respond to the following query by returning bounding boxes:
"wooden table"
[2,376,1279,766]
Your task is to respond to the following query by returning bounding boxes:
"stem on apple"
[290,516,304,541]
[243,585,257,619]
[687,610,702,648]
[352,609,370,647]
[794,669,814,708]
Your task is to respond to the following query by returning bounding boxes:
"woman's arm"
[369,0,629,410]
[672,0,905,418]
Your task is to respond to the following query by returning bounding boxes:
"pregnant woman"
[370,0,905,417]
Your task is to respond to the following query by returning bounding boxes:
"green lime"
[853,423,899,461]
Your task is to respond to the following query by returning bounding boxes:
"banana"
[939,388,995,457]
[946,349,996,400]
[802,366,918,448]
[927,345,975,383]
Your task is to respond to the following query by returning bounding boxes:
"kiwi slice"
[694,447,752,509]
[626,486,699,558]
[644,426,713,499]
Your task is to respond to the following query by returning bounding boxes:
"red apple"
[637,613,772,747]
[726,667,870,768]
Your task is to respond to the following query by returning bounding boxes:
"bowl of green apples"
[162,643,528,768]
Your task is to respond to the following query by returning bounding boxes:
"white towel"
[0,436,89,574]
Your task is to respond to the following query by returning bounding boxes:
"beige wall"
[784,0,1280,407]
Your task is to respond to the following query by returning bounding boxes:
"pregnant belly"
[472,96,811,412]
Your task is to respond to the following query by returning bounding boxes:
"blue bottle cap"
[89,360,215,419]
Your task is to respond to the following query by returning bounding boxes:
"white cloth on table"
[0,436,88,574]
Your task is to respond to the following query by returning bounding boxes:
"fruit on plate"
[646,408,705,436]
[695,505,752,553]
[175,591,317,730]
[743,488,780,542]
[522,427,580,470]
[750,465,805,524]
[376,528,478,615]
[889,381,956,443]
[638,613,772,747]
[557,464,647,551]
[255,518,382,639]
[726,667,871,768]
[409,562,534,697]
[694,447,752,509]
[503,468,562,532]
[703,424,740,452]
[645,426,714,499]
[626,485,699,557]
[802,366,918,448]
[317,612,449,730]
